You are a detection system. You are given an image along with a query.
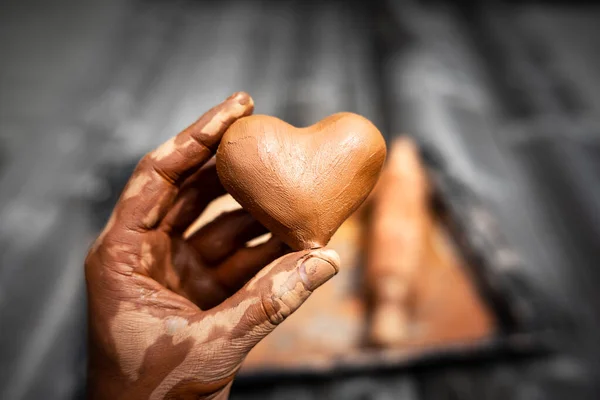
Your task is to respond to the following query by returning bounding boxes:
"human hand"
[85,92,340,400]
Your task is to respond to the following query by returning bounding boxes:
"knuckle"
[145,151,181,185]
[260,293,286,326]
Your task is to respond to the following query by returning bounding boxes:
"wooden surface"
[1,0,600,399]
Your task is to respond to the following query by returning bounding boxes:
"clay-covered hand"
[85,92,340,400]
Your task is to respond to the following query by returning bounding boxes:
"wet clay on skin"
[86,92,345,400]
[216,113,387,250]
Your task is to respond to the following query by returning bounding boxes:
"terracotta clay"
[216,113,387,250]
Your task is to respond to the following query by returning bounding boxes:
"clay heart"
[216,112,387,250]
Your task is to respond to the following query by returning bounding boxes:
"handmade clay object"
[216,113,386,250]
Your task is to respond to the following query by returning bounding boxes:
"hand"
[85,92,340,400]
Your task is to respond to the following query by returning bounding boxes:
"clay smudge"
[151,136,178,162]
[122,173,153,201]
[109,303,164,381]
[143,203,162,228]
[140,241,154,274]
[149,298,257,399]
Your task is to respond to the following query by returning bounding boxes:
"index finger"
[116,92,254,232]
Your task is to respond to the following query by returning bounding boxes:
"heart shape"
[216,112,386,250]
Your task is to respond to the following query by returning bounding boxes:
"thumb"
[206,248,340,357]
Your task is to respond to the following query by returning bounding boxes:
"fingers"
[180,267,230,311]
[145,92,254,185]
[214,236,289,293]
[176,236,287,310]
[159,159,227,235]
[187,209,268,265]
[115,92,254,232]
[203,248,340,357]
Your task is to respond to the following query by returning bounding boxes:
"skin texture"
[367,137,430,346]
[85,92,341,400]
[216,113,387,251]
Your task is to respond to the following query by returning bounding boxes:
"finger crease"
[189,132,216,154]
[150,162,179,187]
[260,294,280,327]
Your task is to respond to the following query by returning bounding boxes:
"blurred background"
[1,0,600,399]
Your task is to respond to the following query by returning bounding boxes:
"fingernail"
[298,249,340,291]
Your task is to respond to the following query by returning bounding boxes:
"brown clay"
[216,113,387,250]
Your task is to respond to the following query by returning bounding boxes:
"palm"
[136,210,284,311]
